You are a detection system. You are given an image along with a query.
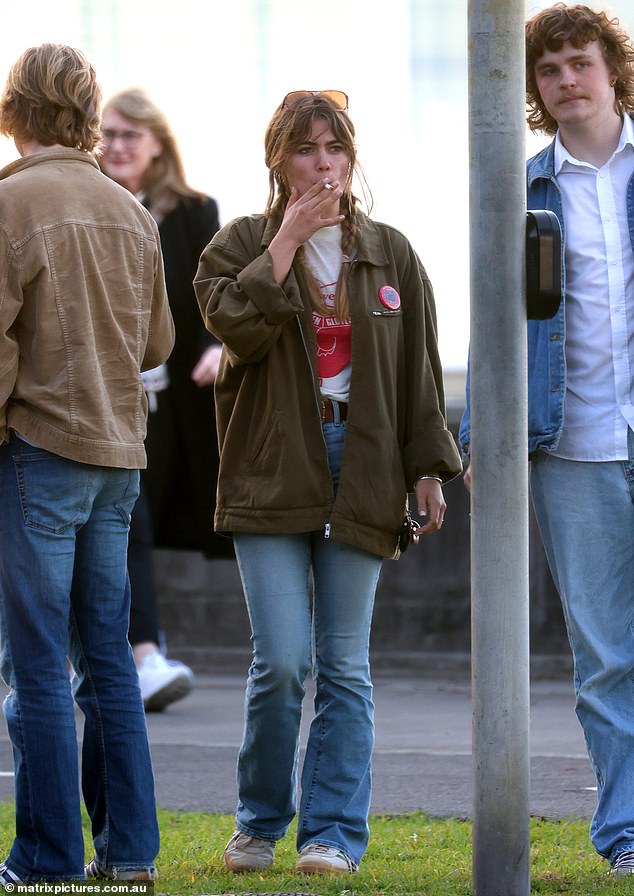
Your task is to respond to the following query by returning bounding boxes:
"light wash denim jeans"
[232,420,383,867]
[531,431,634,863]
[0,435,159,881]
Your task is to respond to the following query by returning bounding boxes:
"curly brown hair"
[0,43,101,150]
[526,3,634,135]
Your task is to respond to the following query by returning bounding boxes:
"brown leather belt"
[321,398,348,423]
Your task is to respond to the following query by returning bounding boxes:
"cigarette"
[324,182,334,191]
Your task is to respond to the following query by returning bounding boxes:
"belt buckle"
[321,399,327,421]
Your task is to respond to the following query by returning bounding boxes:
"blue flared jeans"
[0,435,159,880]
[232,420,383,866]
[531,431,634,863]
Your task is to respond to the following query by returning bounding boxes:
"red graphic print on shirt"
[313,312,352,381]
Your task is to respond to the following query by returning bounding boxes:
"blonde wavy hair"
[0,43,101,151]
[264,93,369,323]
[101,88,204,218]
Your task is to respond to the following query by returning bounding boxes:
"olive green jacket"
[195,211,461,558]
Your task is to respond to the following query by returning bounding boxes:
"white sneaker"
[137,652,193,712]
[295,843,357,875]
[223,830,275,872]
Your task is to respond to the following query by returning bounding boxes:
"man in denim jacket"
[460,3,634,876]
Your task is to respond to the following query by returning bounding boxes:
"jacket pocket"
[370,309,403,318]
[249,409,281,471]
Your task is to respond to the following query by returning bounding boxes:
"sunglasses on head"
[283,90,348,112]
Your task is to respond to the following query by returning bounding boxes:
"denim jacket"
[459,129,634,458]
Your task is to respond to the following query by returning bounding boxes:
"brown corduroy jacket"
[0,148,174,469]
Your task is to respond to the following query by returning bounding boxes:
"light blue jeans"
[0,435,159,881]
[531,432,634,863]
[232,420,383,866]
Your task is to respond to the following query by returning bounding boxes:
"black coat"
[143,195,233,557]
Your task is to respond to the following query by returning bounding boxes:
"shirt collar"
[619,111,634,151]
[554,113,634,174]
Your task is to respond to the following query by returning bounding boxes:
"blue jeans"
[531,433,634,863]
[0,435,159,881]
[232,421,383,866]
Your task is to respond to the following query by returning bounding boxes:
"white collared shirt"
[553,114,634,461]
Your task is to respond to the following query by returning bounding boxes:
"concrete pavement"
[0,670,596,820]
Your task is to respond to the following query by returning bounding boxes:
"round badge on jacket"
[378,285,401,310]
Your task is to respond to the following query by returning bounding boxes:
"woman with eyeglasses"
[195,90,462,876]
[100,89,231,711]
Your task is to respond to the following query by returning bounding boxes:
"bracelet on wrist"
[416,474,442,483]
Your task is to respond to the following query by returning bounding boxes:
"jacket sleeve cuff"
[404,428,463,489]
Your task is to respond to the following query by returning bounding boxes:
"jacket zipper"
[295,315,324,425]
[295,316,333,540]
[321,258,357,540]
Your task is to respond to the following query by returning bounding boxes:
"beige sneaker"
[223,830,275,872]
[295,843,357,875]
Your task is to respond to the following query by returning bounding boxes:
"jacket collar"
[354,211,389,265]
[260,207,389,266]
[527,113,634,186]
[0,147,100,182]
[527,139,556,187]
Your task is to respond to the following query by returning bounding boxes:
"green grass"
[0,803,630,894]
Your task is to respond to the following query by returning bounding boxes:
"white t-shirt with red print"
[304,224,351,403]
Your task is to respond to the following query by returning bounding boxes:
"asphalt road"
[0,672,597,820]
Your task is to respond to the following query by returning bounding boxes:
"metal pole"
[468,1,530,895]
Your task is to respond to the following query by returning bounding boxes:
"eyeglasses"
[101,128,145,147]
[283,90,348,112]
